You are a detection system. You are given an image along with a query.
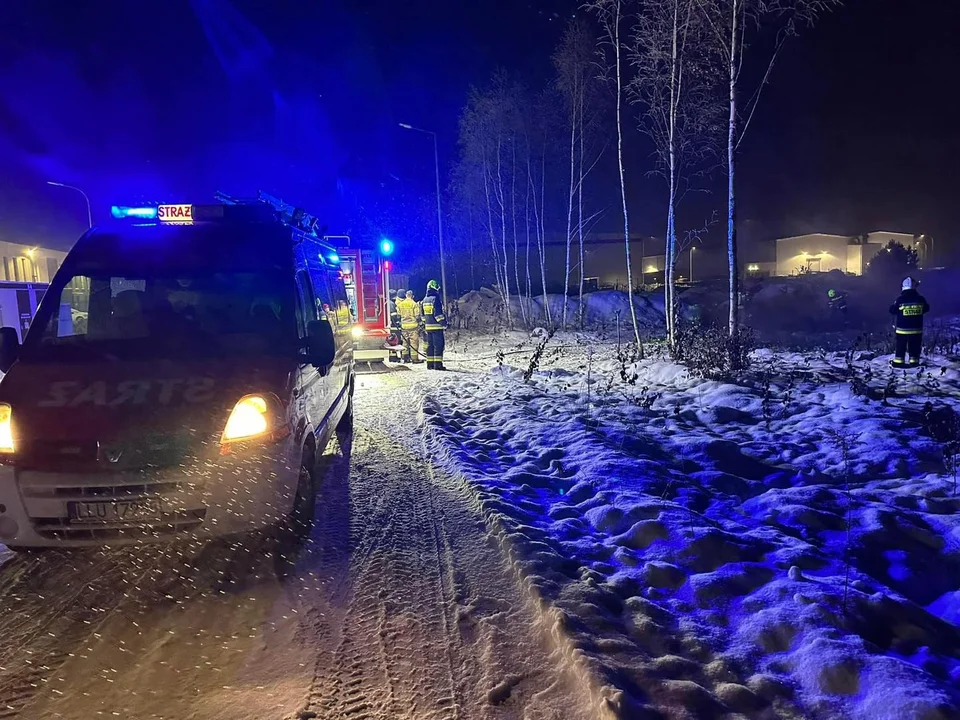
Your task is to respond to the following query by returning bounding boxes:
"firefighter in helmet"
[396,290,422,363]
[827,288,849,327]
[388,289,404,348]
[421,280,447,370]
[890,276,929,368]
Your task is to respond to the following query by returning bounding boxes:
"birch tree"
[455,75,535,328]
[630,0,720,350]
[696,0,840,359]
[586,0,643,346]
[554,20,587,328]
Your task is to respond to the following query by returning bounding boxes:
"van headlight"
[351,326,365,339]
[219,394,291,454]
[222,396,269,442]
[0,403,13,454]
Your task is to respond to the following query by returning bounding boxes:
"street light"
[47,181,92,228]
[399,122,447,307]
[689,247,697,282]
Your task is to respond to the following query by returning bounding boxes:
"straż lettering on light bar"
[157,204,193,224]
[111,205,158,220]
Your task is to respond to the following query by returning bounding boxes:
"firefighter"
[388,289,404,348]
[396,290,422,363]
[827,288,848,313]
[421,279,447,371]
[827,288,849,327]
[890,276,929,368]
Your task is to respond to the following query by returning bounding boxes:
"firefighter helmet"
[828,289,837,298]
[902,276,915,291]
[427,279,440,291]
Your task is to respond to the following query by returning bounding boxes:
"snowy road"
[0,369,589,720]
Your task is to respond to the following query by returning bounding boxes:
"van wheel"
[336,384,354,435]
[287,455,317,539]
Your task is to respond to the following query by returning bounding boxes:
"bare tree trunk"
[665,0,680,349]
[612,0,642,346]
[727,0,739,346]
[495,136,513,326]
[563,93,577,330]
[577,85,586,329]
[512,138,527,326]
[468,203,476,289]
[525,153,534,320]
[483,153,506,306]
[536,145,551,325]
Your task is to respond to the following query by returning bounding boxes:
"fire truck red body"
[335,246,401,362]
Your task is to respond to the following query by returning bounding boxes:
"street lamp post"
[399,123,447,308]
[47,181,92,228]
[689,247,697,282]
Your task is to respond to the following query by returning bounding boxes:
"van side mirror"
[305,320,336,368]
[0,327,21,373]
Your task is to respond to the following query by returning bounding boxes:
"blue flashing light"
[327,252,340,264]
[112,205,158,220]
[379,238,394,256]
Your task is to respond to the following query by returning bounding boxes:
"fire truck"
[332,243,404,363]
[216,192,402,366]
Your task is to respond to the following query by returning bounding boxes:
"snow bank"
[416,339,960,719]
[456,289,665,333]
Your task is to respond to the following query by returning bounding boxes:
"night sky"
[1,0,957,259]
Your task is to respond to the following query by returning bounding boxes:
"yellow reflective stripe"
[895,328,923,335]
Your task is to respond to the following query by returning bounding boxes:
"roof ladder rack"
[213,190,320,235]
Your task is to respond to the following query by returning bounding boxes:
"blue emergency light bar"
[327,252,340,263]
[111,205,158,219]
[109,204,229,225]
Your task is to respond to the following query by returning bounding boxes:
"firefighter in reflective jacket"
[421,280,447,371]
[890,276,929,368]
[396,290,422,363]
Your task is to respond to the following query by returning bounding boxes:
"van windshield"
[22,271,297,362]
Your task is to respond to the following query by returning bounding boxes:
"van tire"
[287,454,317,540]
[336,382,354,435]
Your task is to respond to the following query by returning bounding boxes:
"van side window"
[295,270,318,338]
[309,269,336,324]
[328,272,352,327]
[43,276,92,338]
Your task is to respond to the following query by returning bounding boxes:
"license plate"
[69,498,165,524]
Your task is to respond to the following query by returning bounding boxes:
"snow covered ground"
[3,327,959,720]
[0,376,589,720]
[415,331,960,719]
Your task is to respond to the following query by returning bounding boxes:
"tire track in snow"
[297,431,461,720]
[292,371,590,720]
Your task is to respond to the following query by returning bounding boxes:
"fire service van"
[0,196,354,549]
